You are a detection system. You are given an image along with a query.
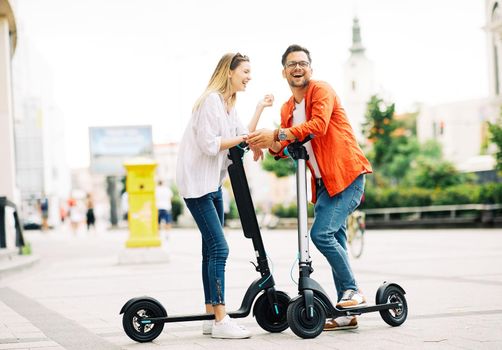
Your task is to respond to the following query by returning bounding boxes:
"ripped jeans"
[184,188,229,305]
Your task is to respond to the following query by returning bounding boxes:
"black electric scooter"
[120,144,290,343]
[280,135,408,339]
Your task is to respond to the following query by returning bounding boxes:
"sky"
[12,0,488,169]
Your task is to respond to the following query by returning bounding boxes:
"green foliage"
[261,152,296,178]
[479,182,502,204]
[362,185,432,209]
[431,185,480,205]
[228,199,239,219]
[272,202,314,218]
[361,182,502,208]
[170,184,183,223]
[488,116,502,173]
[419,139,443,159]
[408,157,465,189]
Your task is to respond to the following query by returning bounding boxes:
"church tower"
[343,17,375,142]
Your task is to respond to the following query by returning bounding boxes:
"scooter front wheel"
[287,296,326,339]
[253,291,290,333]
[376,285,408,327]
[122,300,166,342]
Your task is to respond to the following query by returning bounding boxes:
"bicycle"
[347,209,365,258]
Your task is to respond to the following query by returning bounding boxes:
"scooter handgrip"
[300,134,314,145]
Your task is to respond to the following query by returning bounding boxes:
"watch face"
[279,129,287,141]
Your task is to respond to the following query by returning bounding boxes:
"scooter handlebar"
[273,134,314,160]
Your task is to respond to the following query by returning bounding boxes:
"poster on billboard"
[89,126,153,175]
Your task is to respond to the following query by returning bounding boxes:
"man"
[247,44,372,331]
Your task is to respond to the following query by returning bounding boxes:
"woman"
[176,52,273,339]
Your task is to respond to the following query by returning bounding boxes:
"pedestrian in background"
[156,180,173,232]
[86,193,96,231]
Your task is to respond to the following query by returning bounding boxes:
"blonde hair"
[192,53,249,112]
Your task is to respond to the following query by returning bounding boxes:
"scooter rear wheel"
[287,296,326,339]
[376,285,408,327]
[122,300,166,342]
[253,291,290,333]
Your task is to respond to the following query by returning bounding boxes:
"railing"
[364,203,502,228]
[0,196,25,252]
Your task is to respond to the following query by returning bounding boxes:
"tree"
[362,95,397,169]
[362,95,419,185]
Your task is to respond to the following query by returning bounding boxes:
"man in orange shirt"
[247,44,372,331]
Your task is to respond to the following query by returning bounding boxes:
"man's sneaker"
[324,316,358,331]
[202,320,212,335]
[336,290,367,308]
[211,315,251,339]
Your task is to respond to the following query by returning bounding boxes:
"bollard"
[123,160,161,248]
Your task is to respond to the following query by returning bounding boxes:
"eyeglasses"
[285,61,310,69]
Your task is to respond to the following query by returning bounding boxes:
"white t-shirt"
[155,186,173,211]
[293,99,322,179]
[176,92,247,198]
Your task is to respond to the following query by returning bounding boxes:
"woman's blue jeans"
[310,174,365,301]
[184,188,229,305]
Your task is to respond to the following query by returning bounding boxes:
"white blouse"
[176,92,248,199]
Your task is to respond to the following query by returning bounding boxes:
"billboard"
[89,126,153,175]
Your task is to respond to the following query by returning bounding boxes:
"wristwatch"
[278,128,287,141]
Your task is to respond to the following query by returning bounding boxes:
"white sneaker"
[211,315,251,339]
[202,320,212,335]
[336,290,367,308]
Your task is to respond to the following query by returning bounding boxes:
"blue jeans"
[184,188,229,305]
[310,175,365,301]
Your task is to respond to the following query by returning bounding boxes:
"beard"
[288,76,310,89]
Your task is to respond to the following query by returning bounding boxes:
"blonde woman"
[176,53,273,339]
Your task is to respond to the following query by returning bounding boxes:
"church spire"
[350,17,366,55]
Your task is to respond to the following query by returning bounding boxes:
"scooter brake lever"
[249,261,260,272]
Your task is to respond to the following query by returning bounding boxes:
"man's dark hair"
[281,44,312,67]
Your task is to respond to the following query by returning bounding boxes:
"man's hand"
[247,128,276,149]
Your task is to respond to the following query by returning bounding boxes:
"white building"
[343,17,376,142]
[417,0,500,174]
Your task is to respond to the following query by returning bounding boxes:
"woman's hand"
[250,146,264,161]
[258,94,274,109]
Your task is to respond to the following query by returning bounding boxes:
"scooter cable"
[290,252,300,285]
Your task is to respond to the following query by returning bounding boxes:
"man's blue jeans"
[184,188,229,305]
[310,175,365,301]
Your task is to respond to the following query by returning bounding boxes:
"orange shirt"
[272,80,372,203]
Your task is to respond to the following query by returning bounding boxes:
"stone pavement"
[0,225,502,349]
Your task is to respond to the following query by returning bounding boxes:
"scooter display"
[281,135,408,339]
[120,144,290,342]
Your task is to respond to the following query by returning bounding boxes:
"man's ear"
[282,69,286,79]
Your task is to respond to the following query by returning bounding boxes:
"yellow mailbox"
[124,159,160,248]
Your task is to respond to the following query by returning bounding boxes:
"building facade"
[416,1,500,174]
